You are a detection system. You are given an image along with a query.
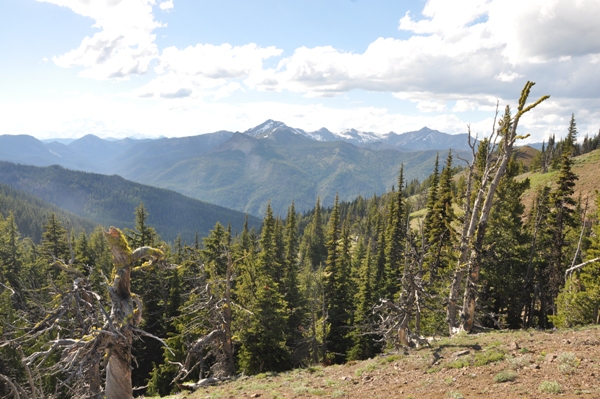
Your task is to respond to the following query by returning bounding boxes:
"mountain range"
[0,121,474,215]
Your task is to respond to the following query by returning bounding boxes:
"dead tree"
[4,227,169,399]
[375,222,429,349]
[447,81,549,334]
[172,248,237,390]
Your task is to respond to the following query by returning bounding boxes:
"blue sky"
[1,0,599,142]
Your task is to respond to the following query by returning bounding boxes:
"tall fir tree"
[384,166,406,299]
[238,202,290,373]
[545,150,579,320]
[323,194,351,363]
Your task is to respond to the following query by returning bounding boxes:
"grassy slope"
[148,325,600,399]
[518,148,600,215]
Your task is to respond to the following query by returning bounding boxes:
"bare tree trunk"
[449,82,549,334]
[103,227,164,399]
[448,143,475,335]
[105,347,133,399]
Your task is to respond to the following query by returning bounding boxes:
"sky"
[1,0,599,142]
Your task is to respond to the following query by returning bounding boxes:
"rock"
[452,350,470,358]
[341,376,351,381]
[545,354,557,363]
[250,394,261,398]
[508,341,520,350]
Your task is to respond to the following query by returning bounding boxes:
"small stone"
[341,376,351,381]
[452,350,470,358]
[532,364,540,369]
[545,354,557,363]
[250,394,261,398]
[509,341,520,350]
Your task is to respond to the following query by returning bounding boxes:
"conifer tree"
[425,151,456,284]
[479,159,530,328]
[40,213,69,261]
[373,215,387,300]
[553,191,600,326]
[423,153,440,237]
[126,203,158,248]
[238,202,290,373]
[565,113,578,157]
[348,240,377,360]
[545,150,578,319]
[282,202,304,363]
[384,167,406,299]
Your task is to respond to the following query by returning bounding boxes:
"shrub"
[538,380,562,394]
[494,370,518,383]
[474,349,505,366]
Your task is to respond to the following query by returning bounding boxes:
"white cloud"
[487,0,600,63]
[494,71,523,82]
[159,0,173,11]
[39,0,163,79]
[135,43,282,98]
[398,0,491,36]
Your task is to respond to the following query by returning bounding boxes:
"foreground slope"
[0,162,260,242]
[153,326,600,399]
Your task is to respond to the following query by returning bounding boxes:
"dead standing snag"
[103,226,165,399]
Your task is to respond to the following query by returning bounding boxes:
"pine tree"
[373,215,387,300]
[238,201,290,373]
[565,113,578,157]
[282,202,304,363]
[40,213,69,261]
[384,166,406,299]
[422,153,440,237]
[348,240,377,360]
[553,191,600,327]
[479,159,530,328]
[545,151,579,320]
[126,203,158,248]
[323,194,352,363]
[424,151,456,284]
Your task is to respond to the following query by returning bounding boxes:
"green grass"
[474,349,505,366]
[446,357,470,369]
[447,391,464,399]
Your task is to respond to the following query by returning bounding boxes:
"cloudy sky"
[1,0,599,142]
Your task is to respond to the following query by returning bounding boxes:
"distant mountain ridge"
[242,119,473,151]
[0,121,473,215]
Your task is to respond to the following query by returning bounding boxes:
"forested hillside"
[0,161,260,243]
[2,86,600,399]
[0,183,97,242]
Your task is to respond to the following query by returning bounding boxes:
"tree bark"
[103,227,164,399]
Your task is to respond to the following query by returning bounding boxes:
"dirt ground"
[147,325,600,399]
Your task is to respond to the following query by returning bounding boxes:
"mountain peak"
[243,120,289,137]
